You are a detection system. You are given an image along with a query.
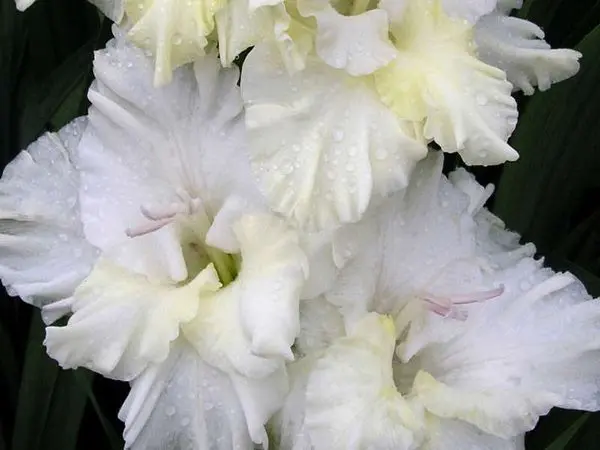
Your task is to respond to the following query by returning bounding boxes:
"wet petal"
[0,119,98,320]
[45,260,221,380]
[242,43,426,230]
[475,14,581,95]
[119,340,252,449]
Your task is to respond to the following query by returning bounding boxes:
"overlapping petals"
[0,119,99,322]
[242,43,426,230]
[0,29,315,448]
[275,153,600,449]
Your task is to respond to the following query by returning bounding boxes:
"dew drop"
[475,93,488,106]
[165,406,176,417]
[332,129,344,142]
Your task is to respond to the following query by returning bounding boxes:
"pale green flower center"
[126,197,241,286]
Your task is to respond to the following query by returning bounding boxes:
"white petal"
[328,152,491,321]
[304,313,424,450]
[411,370,558,439]
[229,367,289,446]
[242,43,426,230]
[496,0,523,14]
[296,296,345,355]
[401,267,600,438]
[298,230,339,299]
[270,357,317,450]
[216,0,293,67]
[423,416,523,450]
[378,0,408,25]
[80,34,256,261]
[301,4,398,75]
[14,0,34,10]
[0,118,98,317]
[119,340,252,449]
[234,214,308,360]
[205,195,266,253]
[182,281,281,379]
[441,0,497,23]
[124,0,225,85]
[89,0,124,22]
[44,260,221,380]
[375,3,519,165]
[475,14,581,95]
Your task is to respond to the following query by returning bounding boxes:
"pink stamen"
[424,285,505,306]
[125,218,173,237]
[140,205,179,221]
[421,285,504,320]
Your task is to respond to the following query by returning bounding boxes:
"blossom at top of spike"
[240,0,581,230]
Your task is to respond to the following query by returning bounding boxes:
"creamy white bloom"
[123,0,309,85]
[0,29,312,449]
[241,0,519,230]
[242,43,427,231]
[14,0,123,22]
[241,0,583,230]
[274,152,600,449]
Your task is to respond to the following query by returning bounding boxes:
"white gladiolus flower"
[14,0,124,22]
[122,0,310,86]
[0,29,313,449]
[240,0,581,230]
[273,153,600,449]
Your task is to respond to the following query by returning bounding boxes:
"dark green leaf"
[10,313,59,450]
[0,321,18,411]
[493,24,600,273]
[37,368,92,450]
[16,37,95,148]
[545,413,591,450]
[74,371,123,450]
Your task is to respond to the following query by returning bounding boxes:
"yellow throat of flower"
[374,0,475,121]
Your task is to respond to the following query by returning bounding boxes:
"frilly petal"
[118,340,252,449]
[80,31,256,258]
[400,267,600,438]
[234,214,308,360]
[475,14,581,95]
[304,313,424,450]
[182,281,281,379]
[0,118,98,319]
[375,1,519,165]
[441,0,497,23]
[411,370,558,439]
[299,1,398,75]
[124,0,224,85]
[229,367,289,446]
[241,43,426,230]
[44,260,221,380]
[423,416,524,450]
[216,0,294,67]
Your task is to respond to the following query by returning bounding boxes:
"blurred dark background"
[1,0,599,448]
